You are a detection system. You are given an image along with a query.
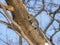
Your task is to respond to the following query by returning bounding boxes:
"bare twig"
[50,16,60,23]
[0,38,10,45]
[50,31,58,45]
[34,0,45,17]
[0,20,9,25]
[19,36,22,45]
[0,20,14,30]
[59,23,60,30]
[0,11,10,23]
[40,0,60,7]
[50,25,59,45]
[44,6,60,34]
[42,0,45,10]
[44,14,55,34]
[34,7,43,17]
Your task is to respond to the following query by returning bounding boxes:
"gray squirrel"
[28,14,44,38]
[28,14,39,29]
[28,14,52,45]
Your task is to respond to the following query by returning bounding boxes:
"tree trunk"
[5,0,51,45]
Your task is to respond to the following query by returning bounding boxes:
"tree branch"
[0,3,14,11]
[19,36,22,45]
[50,25,59,45]
[0,2,35,45]
[0,20,9,25]
[1,0,52,45]
[44,6,60,34]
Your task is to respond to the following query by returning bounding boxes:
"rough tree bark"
[4,0,52,45]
